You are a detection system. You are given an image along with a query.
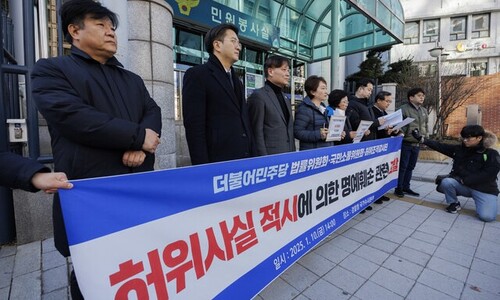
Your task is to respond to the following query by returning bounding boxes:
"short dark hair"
[264,55,290,78]
[407,87,425,100]
[60,0,119,43]
[375,91,392,102]
[356,78,374,91]
[304,75,327,99]
[460,125,485,138]
[328,89,348,108]
[204,23,239,54]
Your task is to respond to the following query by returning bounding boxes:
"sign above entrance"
[166,0,280,48]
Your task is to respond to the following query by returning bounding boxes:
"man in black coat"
[346,79,386,212]
[182,23,253,165]
[0,152,72,193]
[31,1,161,298]
[346,78,385,142]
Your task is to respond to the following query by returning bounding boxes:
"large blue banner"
[59,137,402,299]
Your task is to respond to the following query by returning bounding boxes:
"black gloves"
[411,129,424,143]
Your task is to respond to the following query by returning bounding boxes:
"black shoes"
[395,188,420,197]
[375,196,389,204]
[446,202,461,214]
[359,206,373,214]
[403,188,420,197]
[394,188,404,197]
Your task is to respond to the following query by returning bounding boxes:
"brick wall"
[444,73,500,138]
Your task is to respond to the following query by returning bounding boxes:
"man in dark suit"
[372,91,397,139]
[372,91,398,203]
[248,55,295,156]
[182,23,253,165]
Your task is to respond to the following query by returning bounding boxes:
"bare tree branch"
[433,75,490,138]
[352,54,489,140]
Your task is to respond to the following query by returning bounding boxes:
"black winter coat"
[346,95,381,141]
[294,97,334,150]
[424,139,500,195]
[32,46,162,256]
[182,55,253,164]
[32,46,161,179]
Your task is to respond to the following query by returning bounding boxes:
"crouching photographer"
[412,125,499,221]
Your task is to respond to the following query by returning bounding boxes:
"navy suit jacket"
[182,55,253,164]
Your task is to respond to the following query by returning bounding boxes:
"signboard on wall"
[166,0,280,48]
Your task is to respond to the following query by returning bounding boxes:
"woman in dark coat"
[294,76,333,150]
[327,89,356,145]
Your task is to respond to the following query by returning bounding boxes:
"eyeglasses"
[223,38,242,49]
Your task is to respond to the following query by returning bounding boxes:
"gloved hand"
[411,129,424,143]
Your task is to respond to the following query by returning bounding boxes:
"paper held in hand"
[392,117,414,131]
[325,115,346,142]
[377,109,403,130]
[353,120,373,143]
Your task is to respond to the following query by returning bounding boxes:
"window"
[404,22,419,44]
[471,14,489,38]
[244,48,264,74]
[423,19,439,43]
[245,48,263,66]
[418,63,437,77]
[176,29,202,66]
[445,60,467,76]
[450,16,467,41]
[469,61,487,76]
